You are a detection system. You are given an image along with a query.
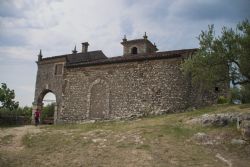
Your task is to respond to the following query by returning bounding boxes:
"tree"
[41,103,55,121]
[0,83,19,110]
[241,84,250,103]
[182,20,250,90]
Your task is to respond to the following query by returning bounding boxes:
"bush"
[0,106,32,117]
[230,87,242,104]
[41,103,55,122]
[217,96,229,104]
[241,84,250,104]
[0,106,32,125]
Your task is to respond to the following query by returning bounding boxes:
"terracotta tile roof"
[66,48,197,68]
[41,50,107,63]
[66,50,107,64]
[41,54,66,60]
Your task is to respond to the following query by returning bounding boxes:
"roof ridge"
[66,48,198,68]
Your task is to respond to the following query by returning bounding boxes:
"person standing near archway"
[34,109,41,126]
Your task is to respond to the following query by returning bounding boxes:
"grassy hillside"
[0,104,250,167]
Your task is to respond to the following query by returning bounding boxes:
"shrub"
[217,96,229,104]
[41,103,55,122]
[0,106,32,125]
[230,87,242,104]
[241,84,250,104]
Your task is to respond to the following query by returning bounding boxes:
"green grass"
[239,103,250,109]
[43,120,127,132]
[159,124,194,139]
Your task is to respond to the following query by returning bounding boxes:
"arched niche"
[87,79,110,119]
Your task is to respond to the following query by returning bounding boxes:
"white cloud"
[0,0,249,106]
[18,85,34,93]
[0,46,37,61]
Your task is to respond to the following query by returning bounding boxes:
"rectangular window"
[55,64,63,75]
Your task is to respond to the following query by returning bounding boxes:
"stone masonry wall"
[123,42,146,55]
[60,57,192,123]
[33,57,65,123]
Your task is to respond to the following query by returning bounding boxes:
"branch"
[231,60,240,69]
[232,79,250,85]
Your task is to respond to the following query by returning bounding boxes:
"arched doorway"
[36,90,57,124]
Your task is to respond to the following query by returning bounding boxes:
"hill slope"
[0,104,250,167]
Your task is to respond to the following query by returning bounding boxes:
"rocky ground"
[0,104,250,167]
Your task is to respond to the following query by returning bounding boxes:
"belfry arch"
[131,47,138,54]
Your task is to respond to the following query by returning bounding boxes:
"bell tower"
[121,32,158,56]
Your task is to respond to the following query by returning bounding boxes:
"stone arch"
[87,79,110,119]
[131,47,138,54]
[37,89,55,104]
[33,89,58,124]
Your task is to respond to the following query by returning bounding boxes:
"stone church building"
[33,34,222,124]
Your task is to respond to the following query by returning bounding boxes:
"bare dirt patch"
[0,125,42,151]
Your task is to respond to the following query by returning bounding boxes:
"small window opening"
[55,64,63,75]
[215,87,219,92]
[131,47,138,54]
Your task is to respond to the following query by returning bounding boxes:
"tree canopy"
[0,83,19,110]
[182,20,250,89]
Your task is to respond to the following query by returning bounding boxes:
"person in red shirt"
[34,109,41,126]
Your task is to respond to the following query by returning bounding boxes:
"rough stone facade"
[32,55,66,123]
[33,35,228,124]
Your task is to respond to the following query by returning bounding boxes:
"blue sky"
[0,0,249,106]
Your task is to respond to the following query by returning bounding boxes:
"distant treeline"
[0,106,32,125]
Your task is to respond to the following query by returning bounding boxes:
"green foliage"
[229,87,241,103]
[41,103,55,121]
[0,83,19,110]
[241,84,250,103]
[217,96,229,104]
[228,85,250,104]
[18,106,32,118]
[0,83,31,125]
[0,106,32,117]
[0,106,32,125]
[182,20,250,90]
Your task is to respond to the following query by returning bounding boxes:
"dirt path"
[0,125,42,151]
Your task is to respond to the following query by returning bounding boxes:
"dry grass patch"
[0,104,250,166]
